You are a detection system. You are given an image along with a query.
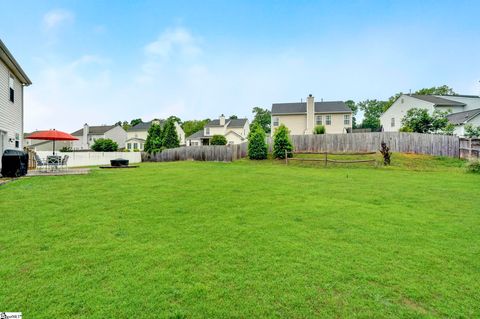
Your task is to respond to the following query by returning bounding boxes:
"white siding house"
[0,39,32,169]
[186,115,250,146]
[270,94,352,135]
[380,94,480,133]
[71,124,127,150]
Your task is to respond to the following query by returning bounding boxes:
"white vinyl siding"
[0,60,23,157]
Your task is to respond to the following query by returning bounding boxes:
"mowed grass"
[1,155,479,318]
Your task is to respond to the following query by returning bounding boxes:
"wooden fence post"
[324,152,327,167]
[469,138,472,159]
[285,149,288,165]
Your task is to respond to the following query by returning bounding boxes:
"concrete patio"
[27,168,91,176]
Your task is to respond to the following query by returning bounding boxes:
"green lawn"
[1,154,479,318]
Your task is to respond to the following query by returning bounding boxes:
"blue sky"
[1,0,480,132]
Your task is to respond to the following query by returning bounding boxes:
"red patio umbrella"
[26,129,78,155]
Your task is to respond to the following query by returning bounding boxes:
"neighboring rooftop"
[0,39,32,85]
[128,120,166,132]
[186,130,207,140]
[205,118,248,128]
[71,125,116,136]
[271,101,351,115]
[409,95,466,106]
[446,109,480,125]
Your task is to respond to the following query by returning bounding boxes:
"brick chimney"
[219,114,225,126]
[82,123,89,149]
[306,94,314,134]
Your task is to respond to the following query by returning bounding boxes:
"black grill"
[1,149,28,177]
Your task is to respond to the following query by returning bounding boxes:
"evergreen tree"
[162,119,180,149]
[248,124,268,160]
[144,123,163,153]
[273,124,293,159]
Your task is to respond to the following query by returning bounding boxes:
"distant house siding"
[272,113,351,135]
[105,126,127,148]
[380,95,435,132]
[272,114,306,135]
[0,60,23,154]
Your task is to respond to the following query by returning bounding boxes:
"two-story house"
[126,119,186,151]
[0,39,32,164]
[271,94,352,135]
[186,115,250,146]
[71,123,127,150]
[380,94,480,136]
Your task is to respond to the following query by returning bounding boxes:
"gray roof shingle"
[271,101,351,114]
[446,109,480,125]
[128,120,166,132]
[205,118,248,128]
[410,95,466,106]
[186,130,207,140]
[72,125,116,136]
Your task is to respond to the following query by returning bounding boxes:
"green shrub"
[59,146,72,152]
[399,126,413,132]
[273,124,293,159]
[313,125,326,134]
[465,124,480,138]
[210,135,227,145]
[91,138,118,152]
[123,149,130,152]
[248,125,267,160]
[133,148,140,152]
[466,160,480,173]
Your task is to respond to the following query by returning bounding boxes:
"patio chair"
[60,155,70,170]
[35,154,47,172]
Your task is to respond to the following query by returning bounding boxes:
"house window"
[133,143,138,149]
[326,115,332,125]
[228,141,234,145]
[273,117,279,126]
[391,118,395,127]
[316,115,322,125]
[9,75,14,103]
[205,127,210,135]
[127,143,132,149]
[344,115,350,125]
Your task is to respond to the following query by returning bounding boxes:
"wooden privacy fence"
[24,147,37,169]
[459,138,480,159]
[268,132,460,158]
[142,143,248,162]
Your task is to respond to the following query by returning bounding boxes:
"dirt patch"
[402,297,429,315]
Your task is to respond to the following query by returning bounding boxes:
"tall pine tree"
[162,119,180,149]
[144,123,163,153]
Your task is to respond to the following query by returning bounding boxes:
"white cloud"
[43,9,74,31]
[137,27,202,83]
